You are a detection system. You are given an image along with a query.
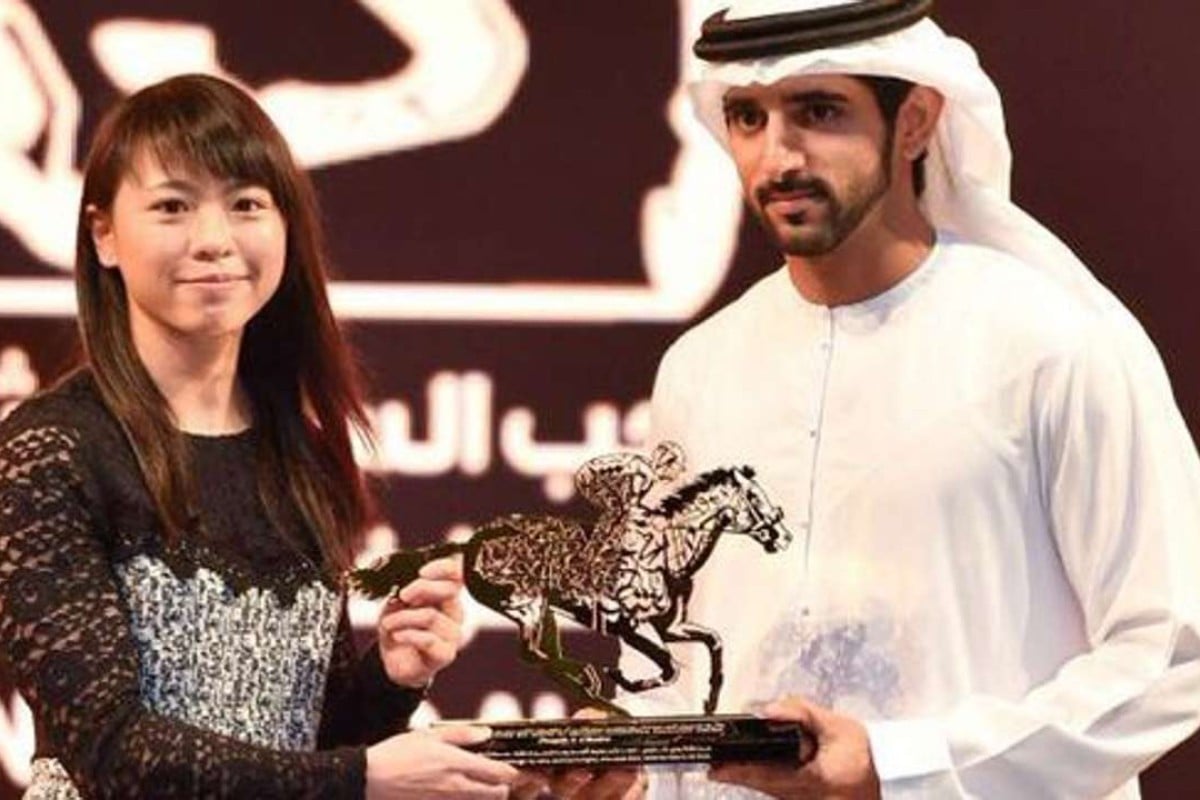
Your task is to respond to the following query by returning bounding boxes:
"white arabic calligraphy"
[360,370,648,501]
[1,350,648,497]
[0,0,741,323]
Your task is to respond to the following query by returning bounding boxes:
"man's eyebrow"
[783,90,850,105]
[722,95,758,109]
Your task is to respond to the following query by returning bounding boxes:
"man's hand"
[709,696,880,800]
[510,766,646,800]
[377,555,465,688]
[511,708,647,799]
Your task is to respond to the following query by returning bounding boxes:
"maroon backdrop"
[0,2,1196,796]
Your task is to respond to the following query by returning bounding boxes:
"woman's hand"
[377,555,465,688]
[365,726,518,799]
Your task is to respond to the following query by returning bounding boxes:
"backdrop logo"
[0,0,742,323]
[0,3,743,788]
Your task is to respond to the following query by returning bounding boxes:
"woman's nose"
[190,205,234,260]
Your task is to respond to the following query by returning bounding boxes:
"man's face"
[723,74,895,258]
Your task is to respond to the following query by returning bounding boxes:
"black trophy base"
[459,714,811,768]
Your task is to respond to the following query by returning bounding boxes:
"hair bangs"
[109,76,294,210]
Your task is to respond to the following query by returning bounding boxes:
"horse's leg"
[605,619,679,695]
[536,602,602,696]
[491,594,622,712]
[524,598,623,712]
[650,579,724,713]
[496,594,604,709]
[659,620,724,714]
[533,599,563,660]
[492,596,552,667]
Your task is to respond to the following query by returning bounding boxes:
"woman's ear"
[897,86,945,161]
[87,204,118,268]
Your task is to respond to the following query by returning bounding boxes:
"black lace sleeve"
[0,420,366,798]
[318,604,424,748]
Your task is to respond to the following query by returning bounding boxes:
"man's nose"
[191,205,234,260]
[760,115,807,176]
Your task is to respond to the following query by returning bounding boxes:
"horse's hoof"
[604,667,635,692]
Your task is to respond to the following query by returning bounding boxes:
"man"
[619,1,1200,798]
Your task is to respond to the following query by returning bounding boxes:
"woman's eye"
[232,195,271,213]
[152,198,188,214]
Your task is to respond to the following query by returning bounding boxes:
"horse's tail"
[345,541,467,600]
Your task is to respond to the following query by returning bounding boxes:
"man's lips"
[765,192,822,207]
[762,187,826,204]
[757,178,830,211]
[762,191,827,223]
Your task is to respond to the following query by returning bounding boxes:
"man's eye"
[804,103,842,125]
[725,105,766,133]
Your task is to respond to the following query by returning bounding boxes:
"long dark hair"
[75,74,373,574]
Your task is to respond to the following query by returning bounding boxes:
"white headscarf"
[690,0,1169,383]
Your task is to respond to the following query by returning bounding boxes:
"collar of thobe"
[771,233,948,333]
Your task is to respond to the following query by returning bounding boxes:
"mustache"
[755,175,832,207]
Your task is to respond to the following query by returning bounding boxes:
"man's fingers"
[509,771,551,800]
[709,762,796,795]
[622,769,649,800]
[575,766,643,798]
[763,695,818,725]
[708,762,748,785]
[511,763,645,800]
[548,767,594,797]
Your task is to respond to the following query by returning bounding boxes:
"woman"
[0,74,517,798]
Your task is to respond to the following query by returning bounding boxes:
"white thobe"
[621,235,1200,799]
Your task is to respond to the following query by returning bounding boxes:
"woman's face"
[89,149,287,355]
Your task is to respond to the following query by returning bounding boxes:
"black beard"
[752,128,897,257]
[752,165,891,258]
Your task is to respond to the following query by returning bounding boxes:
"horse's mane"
[656,467,744,516]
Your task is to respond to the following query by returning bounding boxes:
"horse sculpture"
[349,448,791,715]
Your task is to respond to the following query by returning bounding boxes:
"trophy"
[348,442,811,767]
